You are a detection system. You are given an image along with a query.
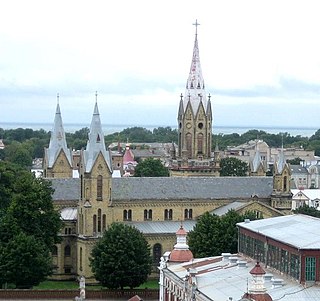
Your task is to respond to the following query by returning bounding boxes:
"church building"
[43,22,292,282]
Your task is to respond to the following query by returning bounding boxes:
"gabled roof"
[50,177,274,203]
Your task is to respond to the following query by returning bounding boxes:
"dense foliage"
[188,210,259,257]
[293,205,320,218]
[220,157,249,176]
[90,223,152,289]
[134,158,169,177]
[0,161,62,288]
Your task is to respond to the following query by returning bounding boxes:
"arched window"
[164,209,173,220]
[153,243,162,265]
[64,245,71,257]
[184,209,193,220]
[123,210,132,221]
[197,133,203,154]
[102,214,106,232]
[93,214,97,233]
[98,209,102,233]
[186,133,192,158]
[52,245,58,256]
[283,176,287,191]
[144,209,152,221]
[97,175,103,200]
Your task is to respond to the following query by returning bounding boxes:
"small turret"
[169,225,193,263]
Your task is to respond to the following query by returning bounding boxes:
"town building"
[159,215,320,301]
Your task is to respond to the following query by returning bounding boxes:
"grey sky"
[1,0,320,129]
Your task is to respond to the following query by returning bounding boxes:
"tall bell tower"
[170,20,219,177]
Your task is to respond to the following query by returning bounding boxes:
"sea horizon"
[0,122,318,137]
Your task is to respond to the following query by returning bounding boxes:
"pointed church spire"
[47,95,72,167]
[183,20,208,115]
[83,93,112,173]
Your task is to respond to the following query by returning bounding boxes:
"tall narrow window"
[98,209,101,233]
[80,175,83,200]
[52,246,58,256]
[186,133,192,158]
[93,214,97,234]
[305,257,316,281]
[283,176,287,191]
[102,214,106,232]
[80,247,83,271]
[153,244,162,265]
[97,175,103,200]
[197,133,203,154]
[64,245,71,257]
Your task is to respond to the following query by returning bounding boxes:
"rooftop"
[237,214,320,249]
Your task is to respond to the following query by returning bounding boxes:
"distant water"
[0,122,318,137]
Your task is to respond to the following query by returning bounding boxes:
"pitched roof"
[50,177,273,202]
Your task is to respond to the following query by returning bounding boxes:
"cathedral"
[43,23,292,281]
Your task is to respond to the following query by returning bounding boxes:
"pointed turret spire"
[47,95,72,167]
[277,147,287,174]
[183,20,208,116]
[83,94,112,173]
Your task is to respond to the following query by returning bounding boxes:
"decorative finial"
[193,19,200,36]
[95,91,98,103]
[208,93,211,101]
[57,93,60,104]
[180,93,183,101]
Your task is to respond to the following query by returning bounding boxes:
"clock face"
[186,122,192,129]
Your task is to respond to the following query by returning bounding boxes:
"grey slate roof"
[111,176,273,201]
[50,178,80,201]
[211,201,246,216]
[50,176,273,202]
[290,165,308,174]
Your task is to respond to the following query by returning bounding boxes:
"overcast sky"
[1,0,320,130]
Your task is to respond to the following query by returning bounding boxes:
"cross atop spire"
[193,19,200,36]
[57,93,60,104]
[95,91,98,103]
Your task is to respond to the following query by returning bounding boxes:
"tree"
[293,204,320,218]
[287,157,302,165]
[134,158,169,177]
[90,223,152,289]
[0,233,52,288]
[220,157,248,176]
[4,142,33,168]
[188,210,259,257]
[0,161,62,288]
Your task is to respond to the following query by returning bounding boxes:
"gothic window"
[153,243,162,265]
[144,209,152,221]
[97,175,103,200]
[80,175,83,200]
[123,209,132,221]
[93,214,97,233]
[197,133,203,154]
[186,133,192,158]
[52,245,58,256]
[164,209,173,220]
[102,214,106,232]
[98,209,102,233]
[283,176,287,191]
[184,208,193,220]
[64,245,71,257]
